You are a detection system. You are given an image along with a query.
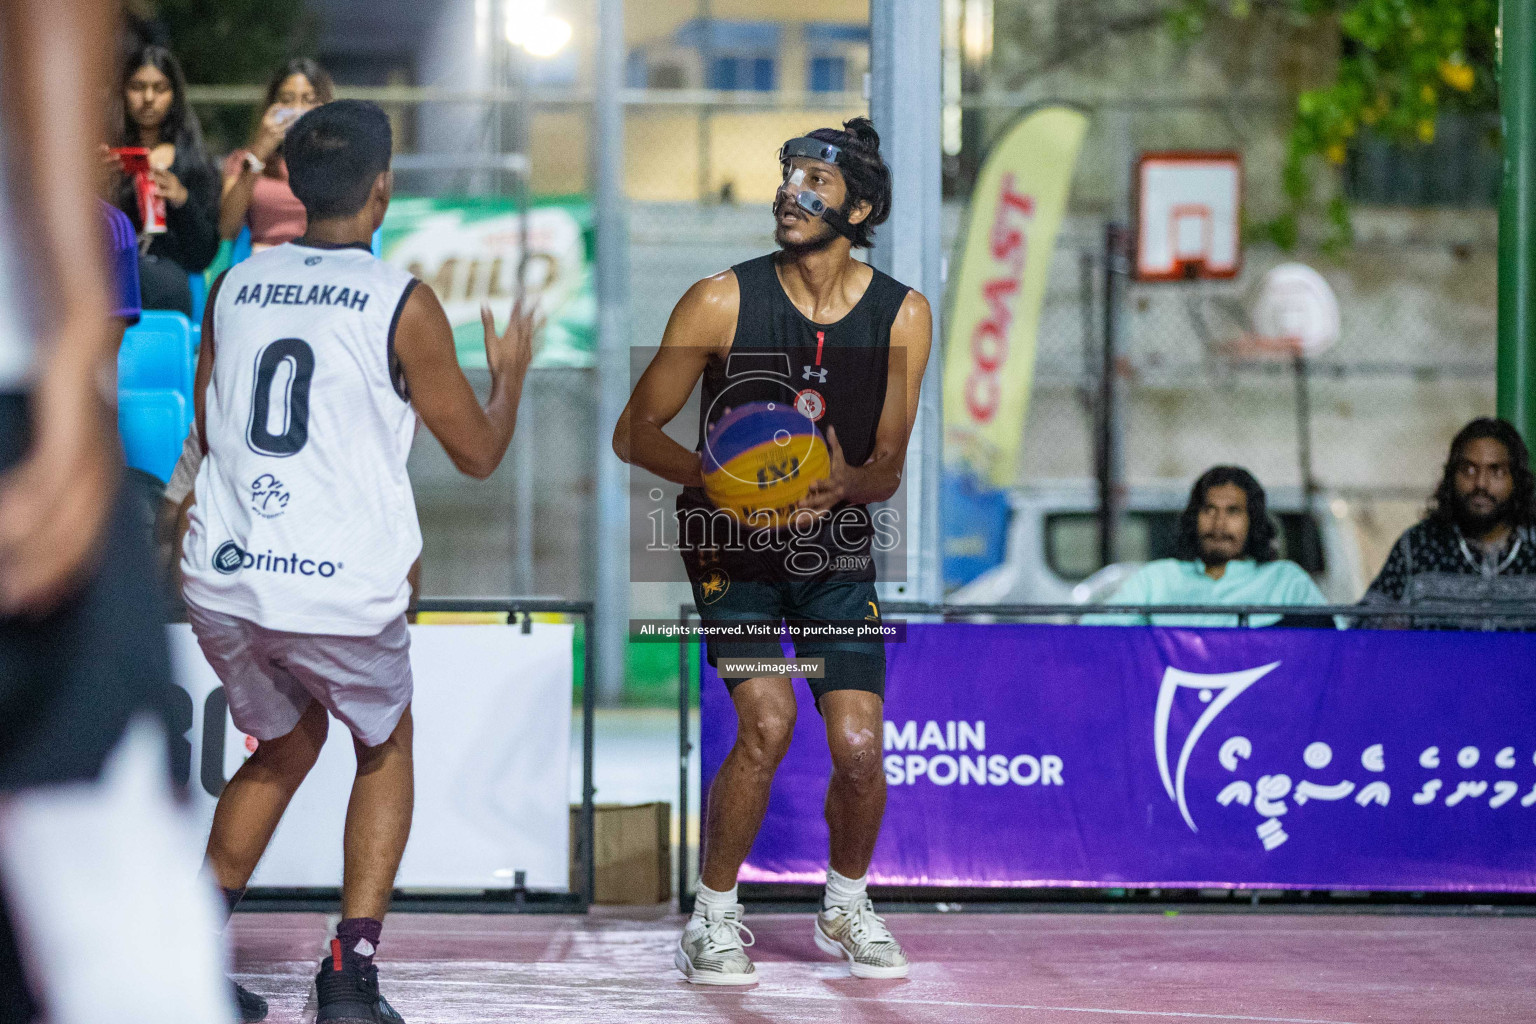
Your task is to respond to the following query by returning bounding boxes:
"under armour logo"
[802,366,827,383]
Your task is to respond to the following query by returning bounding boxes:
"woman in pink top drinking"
[219,58,333,251]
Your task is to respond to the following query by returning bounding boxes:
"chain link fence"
[178,84,1495,629]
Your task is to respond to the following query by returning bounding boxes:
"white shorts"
[186,602,413,748]
[0,720,234,1024]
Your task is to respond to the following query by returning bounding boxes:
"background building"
[174,0,1499,697]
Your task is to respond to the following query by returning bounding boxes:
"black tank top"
[679,253,910,575]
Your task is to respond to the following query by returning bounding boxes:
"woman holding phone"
[106,44,219,316]
[219,58,334,251]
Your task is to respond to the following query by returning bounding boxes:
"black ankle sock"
[222,887,247,921]
[335,917,383,970]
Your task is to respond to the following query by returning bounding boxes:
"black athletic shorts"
[683,550,887,703]
[0,394,175,791]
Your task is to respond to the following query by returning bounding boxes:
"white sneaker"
[675,903,758,986]
[814,896,910,979]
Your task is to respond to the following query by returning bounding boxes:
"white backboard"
[1252,262,1340,357]
[1134,152,1242,281]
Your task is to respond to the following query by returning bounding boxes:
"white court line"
[233,968,1372,1024]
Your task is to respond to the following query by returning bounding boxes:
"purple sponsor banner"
[699,624,1536,890]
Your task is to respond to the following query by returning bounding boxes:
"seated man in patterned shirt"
[1362,418,1536,629]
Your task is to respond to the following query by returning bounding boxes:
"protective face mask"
[780,167,829,218]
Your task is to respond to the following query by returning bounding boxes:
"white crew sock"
[692,879,739,922]
[823,867,868,910]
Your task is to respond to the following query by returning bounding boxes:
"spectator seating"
[118,389,187,484]
[119,309,196,484]
[121,311,194,396]
[189,272,207,323]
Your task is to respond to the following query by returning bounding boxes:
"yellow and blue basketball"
[702,401,831,529]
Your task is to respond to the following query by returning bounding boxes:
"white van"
[948,480,1367,607]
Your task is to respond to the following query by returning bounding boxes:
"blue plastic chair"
[137,309,193,346]
[120,318,194,398]
[118,389,187,485]
[188,272,207,323]
[187,325,201,392]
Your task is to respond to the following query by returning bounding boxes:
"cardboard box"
[570,802,671,905]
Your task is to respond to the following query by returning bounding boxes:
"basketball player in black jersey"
[615,118,932,984]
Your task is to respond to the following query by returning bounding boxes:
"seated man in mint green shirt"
[1085,466,1327,627]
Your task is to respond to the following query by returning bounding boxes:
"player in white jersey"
[182,100,536,1024]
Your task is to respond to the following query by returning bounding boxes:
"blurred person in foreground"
[185,100,534,1023]
[1362,418,1536,629]
[0,1,233,1022]
[616,118,932,985]
[106,43,220,315]
[1089,466,1327,627]
[219,58,333,251]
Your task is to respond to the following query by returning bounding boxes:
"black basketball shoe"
[232,979,269,1023]
[315,941,404,1024]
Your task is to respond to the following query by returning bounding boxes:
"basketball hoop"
[1134,152,1242,282]
[1192,262,1339,366]
[1248,262,1340,359]
[1216,332,1306,362]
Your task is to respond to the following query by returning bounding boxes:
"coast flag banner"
[942,106,1088,487]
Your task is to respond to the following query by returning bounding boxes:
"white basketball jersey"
[182,242,421,636]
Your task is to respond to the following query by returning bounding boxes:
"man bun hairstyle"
[806,116,892,248]
[285,100,393,221]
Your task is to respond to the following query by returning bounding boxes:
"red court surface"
[231,909,1536,1023]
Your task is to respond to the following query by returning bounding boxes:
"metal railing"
[673,599,1536,909]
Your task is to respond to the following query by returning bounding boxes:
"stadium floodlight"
[504,0,572,58]
[521,16,572,57]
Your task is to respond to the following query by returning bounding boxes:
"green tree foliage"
[1173,0,1498,247]
[155,0,316,85]
[152,0,318,148]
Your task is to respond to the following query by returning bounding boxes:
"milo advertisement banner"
[380,196,595,369]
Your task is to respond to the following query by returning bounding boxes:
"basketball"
[701,401,830,529]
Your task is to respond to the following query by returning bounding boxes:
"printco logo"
[213,541,246,575]
[882,719,1064,788]
[211,540,342,578]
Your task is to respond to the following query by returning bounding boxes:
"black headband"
[778,137,843,166]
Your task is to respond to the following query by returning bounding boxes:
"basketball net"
[1180,284,1305,367]
[1215,332,1305,362]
